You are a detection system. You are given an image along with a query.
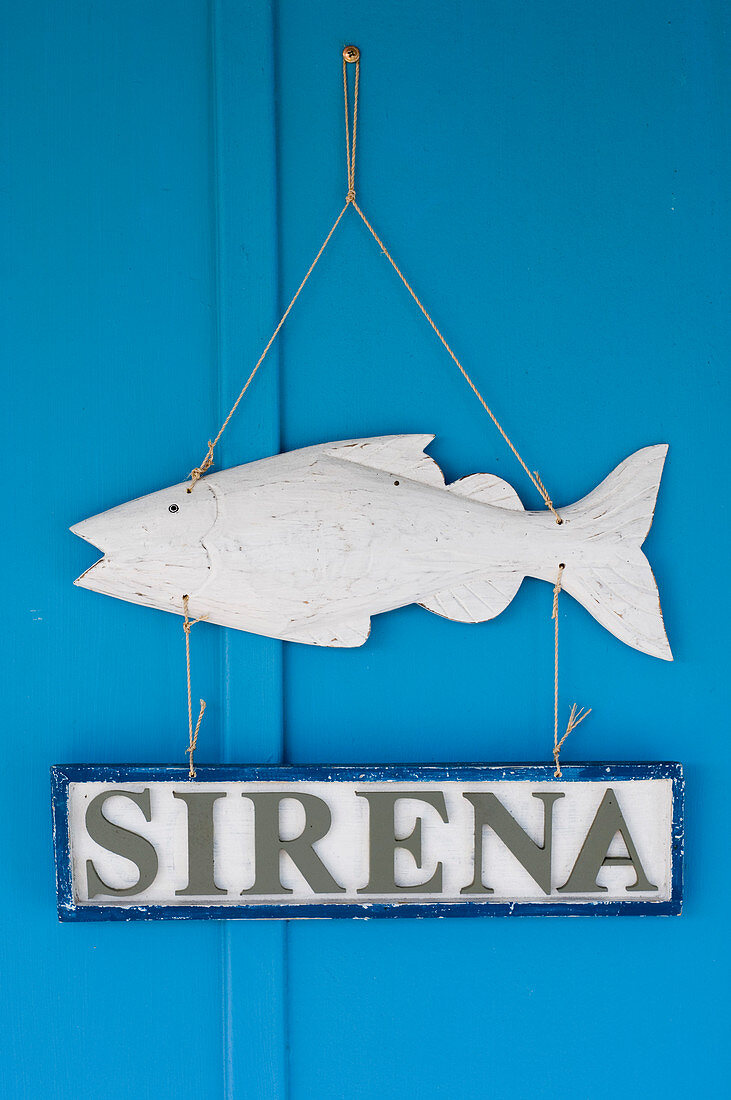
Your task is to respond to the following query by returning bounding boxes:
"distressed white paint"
[71,435,672,658]
[67,778,673,907]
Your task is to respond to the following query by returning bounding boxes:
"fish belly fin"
[559,444,673,661]
[281,615,372,648]
[325,435,445,487]
[419,572,523,623]
[448,473,524,510]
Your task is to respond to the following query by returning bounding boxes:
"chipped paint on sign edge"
[51,762,683,921]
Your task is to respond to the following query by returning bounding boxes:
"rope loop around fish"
[183,595,208,778]
[552,565,591,777]
[186,47,562,524]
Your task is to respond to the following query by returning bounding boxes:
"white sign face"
[52,764,683,920]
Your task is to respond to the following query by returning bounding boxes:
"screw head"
[343,45,360,63]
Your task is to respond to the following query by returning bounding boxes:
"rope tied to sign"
[182,595,208,778]
[186,47,562,525]
[552,565,591,777]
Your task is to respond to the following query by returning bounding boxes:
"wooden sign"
[52,763,683,921]
[71,435,672,660]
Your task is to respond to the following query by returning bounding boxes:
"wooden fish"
[71,435,672,658]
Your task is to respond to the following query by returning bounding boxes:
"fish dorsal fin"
[449,473,524,510]
[419,572,524,623]
[325,435,444,487]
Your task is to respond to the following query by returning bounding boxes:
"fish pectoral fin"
[419,572,523,623]
[281,615,372,648]
[448,473,524,510]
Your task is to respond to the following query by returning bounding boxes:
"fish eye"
[168,504,180,514]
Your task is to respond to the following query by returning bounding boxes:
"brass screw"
[343,45,360,63]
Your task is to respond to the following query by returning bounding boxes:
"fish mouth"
[72,549,212,611]
[71,517,111,589]
[70,519,94,544]
[74,555,106,589]
[71,530,213,608]
[70,516,110,554]
[72,549,128,596]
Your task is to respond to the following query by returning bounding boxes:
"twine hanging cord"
[185,46,577,769]
[182,595,207,778]
[186,47,561,524]
[343,48,359,201]
[552,564,590,778]
[186,201,350,490]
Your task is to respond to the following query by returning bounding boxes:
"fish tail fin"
[559,445,672,661]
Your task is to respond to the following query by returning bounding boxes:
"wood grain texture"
[54,763,683,916]
[71,436,672,658]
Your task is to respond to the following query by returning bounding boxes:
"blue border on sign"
[51,762,684,921]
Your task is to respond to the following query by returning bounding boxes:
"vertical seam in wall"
[271,11,285,758]
[210,2,287,1097]
[271,4,291,1099]
[209,1,287,1094]
[207,4,233,1100]
[206,0,227,773]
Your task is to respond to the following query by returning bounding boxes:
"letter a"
[558,787,657,893]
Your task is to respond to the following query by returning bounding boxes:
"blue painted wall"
[2,1,728,1096]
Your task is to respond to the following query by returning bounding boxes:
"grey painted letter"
[173,791,227,896]
[242,793,345,895]
[86,788,158,898]
[461,792,564,895]
[558,787,658,893]
[356,791,449,894]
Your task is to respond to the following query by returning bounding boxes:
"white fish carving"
[71,435,672,659]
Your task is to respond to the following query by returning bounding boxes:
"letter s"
[85,788,158,898]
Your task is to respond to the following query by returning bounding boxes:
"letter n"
[461,792,564,895]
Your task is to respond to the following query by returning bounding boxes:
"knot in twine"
[185,699,207,778]
[188,441,215,493]
[343,53,359,207]
[182,595,208,778]
[553,704,591,778]
[552,564,591,777]
[534,469,562,525]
